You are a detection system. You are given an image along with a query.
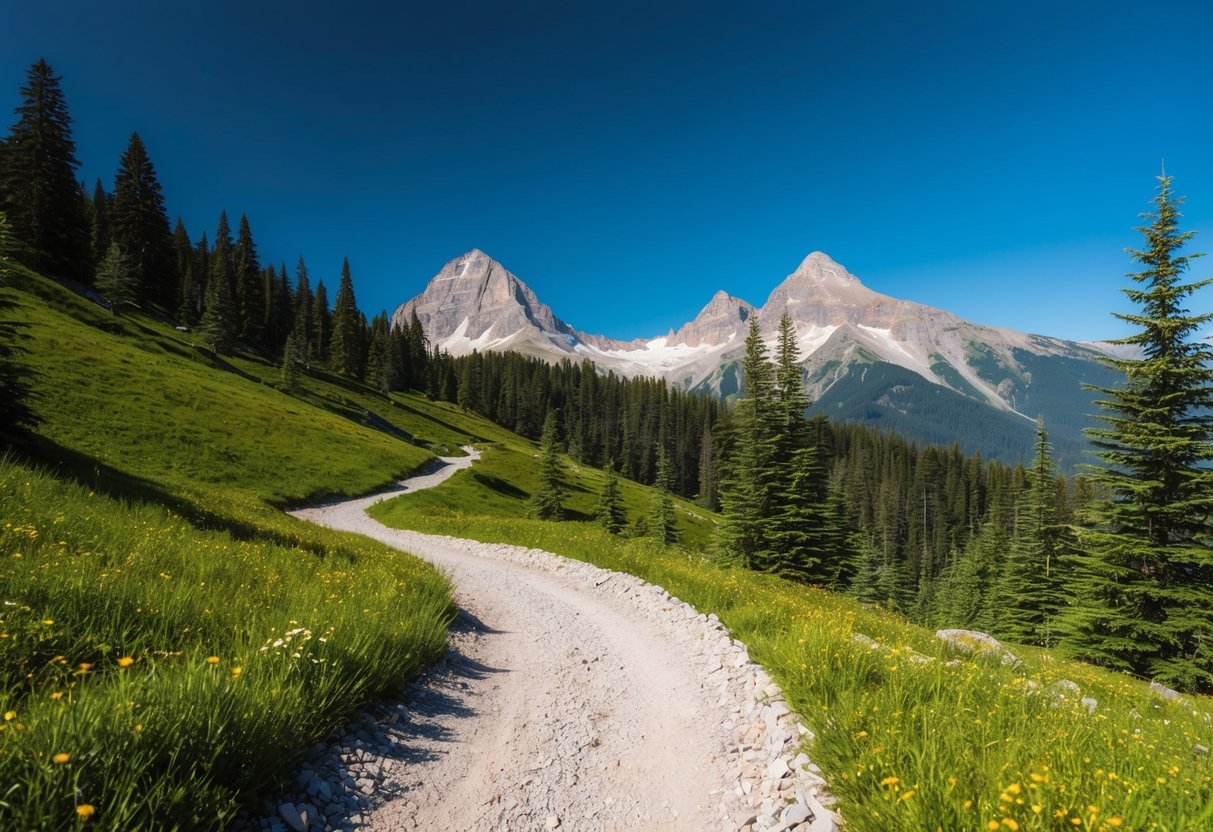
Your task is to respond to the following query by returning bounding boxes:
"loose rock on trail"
[254,448,834,832]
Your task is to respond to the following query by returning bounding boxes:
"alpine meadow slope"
[393,249,1123,466]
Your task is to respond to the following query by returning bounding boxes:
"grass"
[369,440,721,550]
[0,266,482,828]
[371,429,1213,832]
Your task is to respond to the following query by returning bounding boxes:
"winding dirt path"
[287,449,829,832]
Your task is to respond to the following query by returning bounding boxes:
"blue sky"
[3,1,1211,342]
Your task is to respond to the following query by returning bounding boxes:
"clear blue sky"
[4,1,1211,342]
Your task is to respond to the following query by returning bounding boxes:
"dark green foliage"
[720,318,775,568]
[329,259,364,377]
[281,332,301,389]
[292,257,313,363]
[233,214,262,341]
[650,443,679,545]
[198,212,238,353]
[110,132,176,306]
[0,59,91,282]
[311,279,330,365]
[596,460,627,534]
[94,241,138,313]
[991,420,1069,646]
[90,178,110,272]
[1060,175,1213,692]
[0,212,35,432]
[531,410,566,520]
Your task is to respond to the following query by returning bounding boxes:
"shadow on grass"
[472,471,529,500]
[9,434,333,558]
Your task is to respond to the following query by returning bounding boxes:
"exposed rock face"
[390,248,1119,463]
[668,290,756,348]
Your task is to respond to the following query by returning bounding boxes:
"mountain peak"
[668,290,756,348]
[790,251,859,285]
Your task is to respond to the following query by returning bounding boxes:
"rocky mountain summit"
[392,249,1119,465]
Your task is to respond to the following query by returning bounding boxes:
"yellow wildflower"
[116,657,134,668]
[52,753,70,764]
[76,804,95,818]
[206,656,220,665]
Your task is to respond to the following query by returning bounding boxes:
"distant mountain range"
[392,249,1124,467]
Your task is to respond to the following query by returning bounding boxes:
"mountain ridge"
[392,249,1121,465]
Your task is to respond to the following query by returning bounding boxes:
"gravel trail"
[269,449,836,832]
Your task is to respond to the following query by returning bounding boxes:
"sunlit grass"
[373,446,1213,832]
[0,267,463,828]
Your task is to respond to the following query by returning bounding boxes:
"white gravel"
[244,449,837,832]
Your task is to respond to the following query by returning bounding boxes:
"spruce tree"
[720,318,775,569]
[198,212,238,352]
[292,257,312,355]
[531,410,567,520]
[311,279,330,365]
[0,60,90,282]
[329,259,362,377]
[1061,175,1213,691]
[596,460,627,534]
[90,179,110,272]
[94,242,139,313]
[992,420,1067,646]
[281,332,301,389]
[233,215,263,342]
[650,443,679,545]
[110,132,176,305]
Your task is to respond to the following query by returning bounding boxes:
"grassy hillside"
[0,267,509,828]
[371,424,1213,832]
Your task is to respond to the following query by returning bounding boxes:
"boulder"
[935,629,1021,667]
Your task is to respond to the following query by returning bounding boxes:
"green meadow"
[372,437,1213,832]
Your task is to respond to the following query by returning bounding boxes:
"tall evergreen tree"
[0,59,91,282]
[720,318,775,568]
[233,214,263,342]
[992,420,1068,646]
[1061,175,1213,691]
[94,242,138,314]
[198,212,238,352]
[89,179,110,272]
[697,419,718,510]
[596,460,627,535]
[329,258,361,377]
[292,256,313,363]
[110,132,176,305]
[650,443,679,545]
[531,410,566,521]
[311,279,330,365]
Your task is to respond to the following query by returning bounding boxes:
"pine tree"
[233,215,263,342]
[0,211,36,432]
[596,460,627,535]
[531,410,566,521]
[311,279,330,365]
[94,242,138,313]
[1061,175,1213,691]
[198,212,238,352]
[720,318,776,569]
[992,420,1068,646]
[110,133,176,305]
[697,419,718,510]
[292,256,313,362]
[281,332,301,389]
[0,60,91,282]
[650,443,679,545]
[328,259,362,377]
[89,179,110,272]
